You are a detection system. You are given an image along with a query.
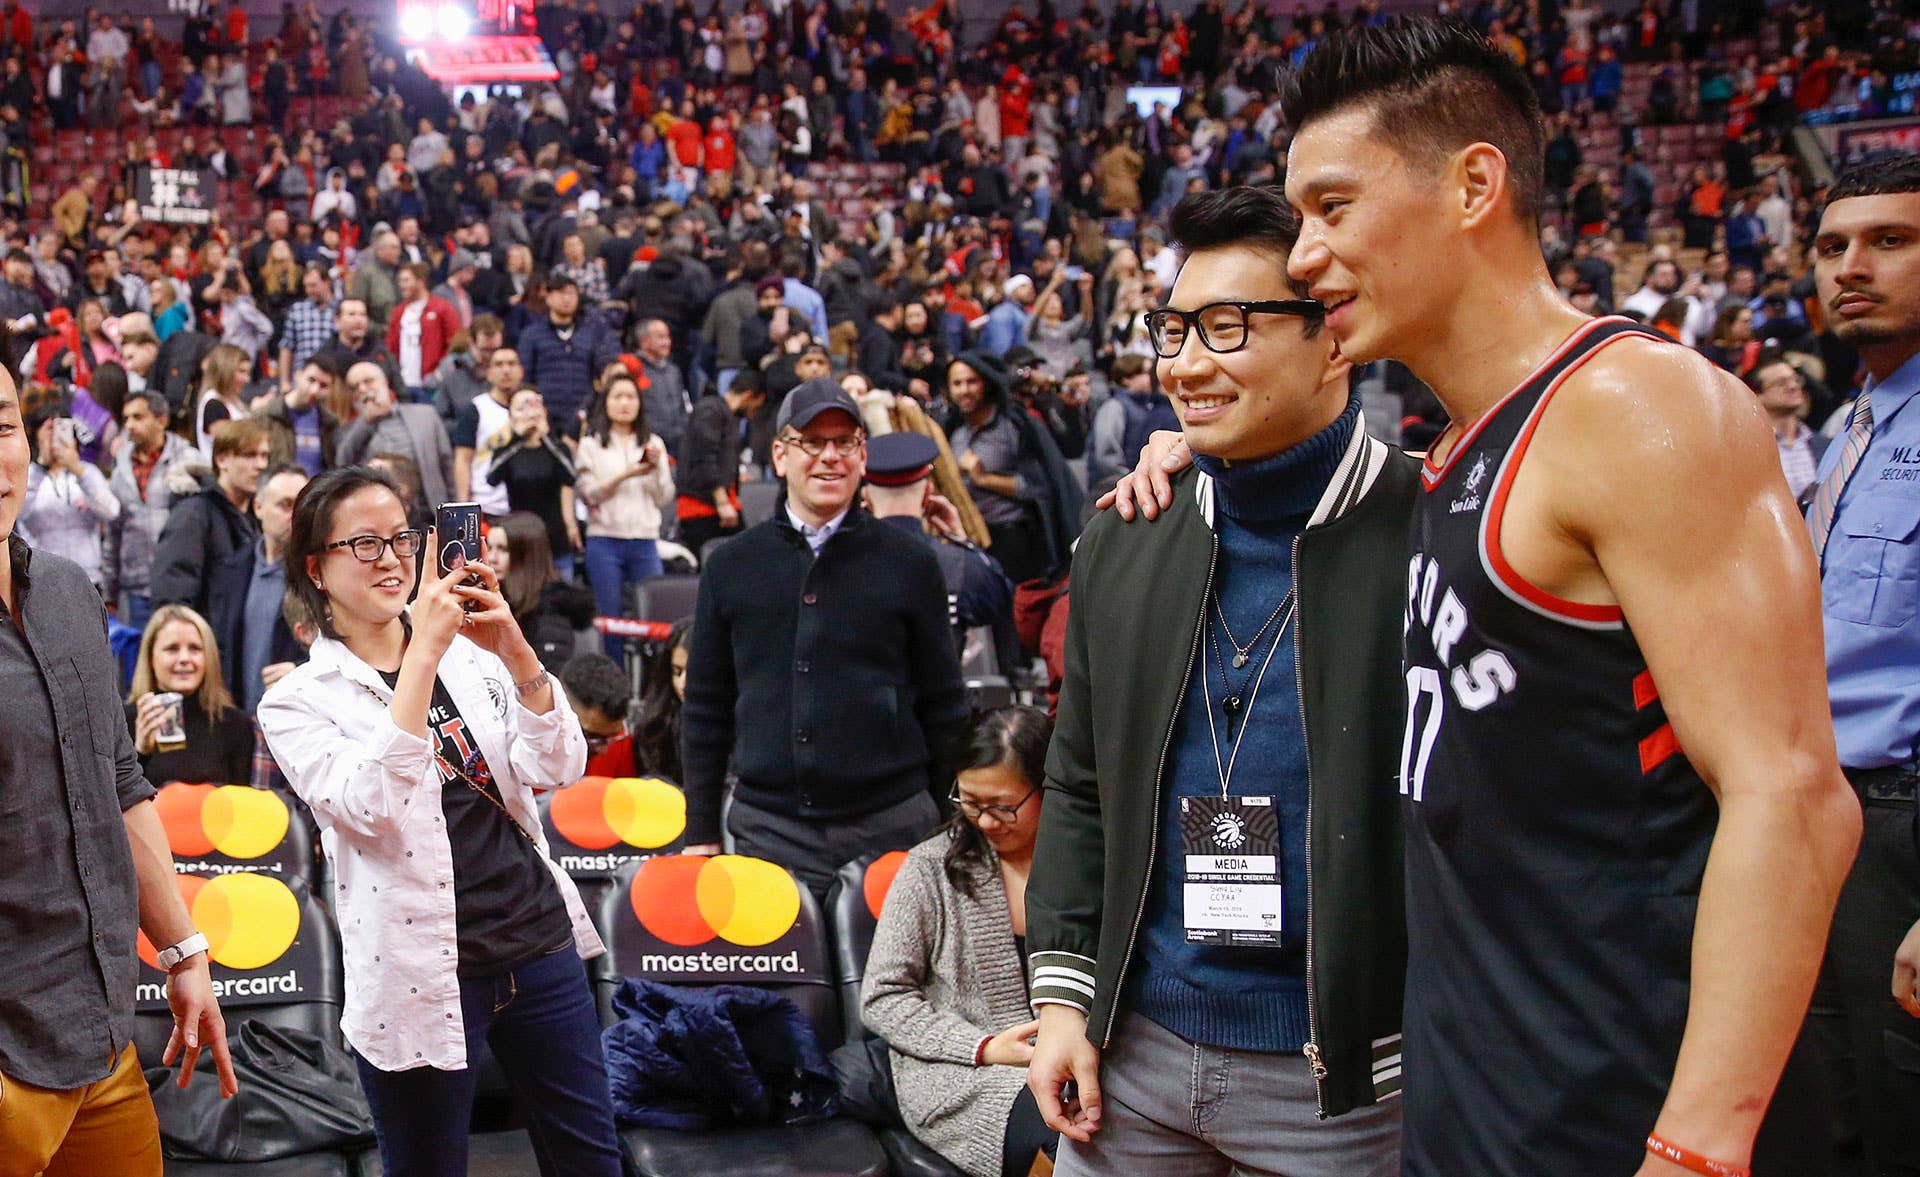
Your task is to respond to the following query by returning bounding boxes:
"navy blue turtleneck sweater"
[1131,396,1359,1052]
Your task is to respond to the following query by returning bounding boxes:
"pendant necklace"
[1214,589,1293,670]
[1206,590,1294,719]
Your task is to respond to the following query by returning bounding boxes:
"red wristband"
[1645,1133,1751,1177]
[974,1036,992,1066]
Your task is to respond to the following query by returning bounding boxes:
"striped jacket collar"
[1194,410,1392,530]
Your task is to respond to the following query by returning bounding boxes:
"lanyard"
[1199,596,1294,799]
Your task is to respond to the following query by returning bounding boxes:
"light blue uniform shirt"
[1815,350,1920,769]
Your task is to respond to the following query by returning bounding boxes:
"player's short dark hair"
[561,652,634,721]
[1828,154,1920,204]
[1280,16,1545,227]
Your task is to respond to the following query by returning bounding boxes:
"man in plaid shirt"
[275,265,337,393]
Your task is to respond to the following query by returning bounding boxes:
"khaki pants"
[0,1044,161,1177]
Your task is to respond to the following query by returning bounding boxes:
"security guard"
[865,431,1022,674]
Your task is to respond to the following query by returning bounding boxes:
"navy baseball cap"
[776,378,863,434]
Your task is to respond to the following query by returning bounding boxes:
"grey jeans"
[1055,1012,1401,1177]
[726,789,942,899]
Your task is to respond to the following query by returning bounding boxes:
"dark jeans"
[1003,1086,1058,1177]
[353,947,624,1177]
[1817,774,1920,1176]
[727,789,940,899]
[678,514,740,563]
[584,535,663,657]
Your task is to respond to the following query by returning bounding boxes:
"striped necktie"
[1808,389,1874,560]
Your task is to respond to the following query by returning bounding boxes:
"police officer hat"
[865,432,939,487]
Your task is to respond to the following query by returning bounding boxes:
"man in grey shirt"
[335,362,455,508]
[0,373,238,1172]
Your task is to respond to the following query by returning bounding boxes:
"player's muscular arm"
[1541,341,1861,1171]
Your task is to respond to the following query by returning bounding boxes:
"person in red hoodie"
[665,107,704,188]
[702,116,736,194]
[386,263,460,403]
[1001,65,1032,163]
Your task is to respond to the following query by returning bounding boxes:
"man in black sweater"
[680,379,968,897]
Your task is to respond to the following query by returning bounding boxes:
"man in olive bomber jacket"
[1025,187,1416,1175]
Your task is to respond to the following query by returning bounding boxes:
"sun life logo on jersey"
[1211,810,1248,850]
[1450,454,1489,514]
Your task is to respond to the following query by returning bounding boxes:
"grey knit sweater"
[860,833,1033,1177]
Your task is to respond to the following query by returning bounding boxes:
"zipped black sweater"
[679,506,970,845]
[1028,428,1417,1119]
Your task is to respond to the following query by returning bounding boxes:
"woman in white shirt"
[257,466,621,1177]
[575,373,673,656]
[22,414,121,590]
[193,343,251,457]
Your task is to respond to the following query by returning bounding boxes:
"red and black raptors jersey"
[1399,317,1717,1174]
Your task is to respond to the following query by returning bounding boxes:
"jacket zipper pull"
[1302,1041,1329,1080]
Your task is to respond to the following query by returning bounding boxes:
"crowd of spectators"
[0,0,1915,1168]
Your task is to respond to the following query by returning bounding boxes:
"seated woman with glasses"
[257,466,622,1177]
[860,706,1059,1177]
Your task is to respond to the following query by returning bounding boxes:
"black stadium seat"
[826,853,968,1177]
[540,773,688,918]
[153,782,319,885]
[631,574,702,626]
[594,855,888,1177]
[133,875,362,1177]
[740,479,783,528]
[825,851,909,1046]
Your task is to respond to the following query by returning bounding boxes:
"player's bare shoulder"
[1555,328,1763,446]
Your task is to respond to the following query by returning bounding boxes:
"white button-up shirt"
[786,504,850,555]
[258,628,601,1072]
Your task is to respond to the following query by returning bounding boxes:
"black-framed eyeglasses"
[1144,299,1325,359]
[780,431,867,458]
[948,785,1039,824]
[324,529,425,562]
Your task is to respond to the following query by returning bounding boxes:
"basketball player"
[1283,19,1858,1176]
[1105,17,1860,1176]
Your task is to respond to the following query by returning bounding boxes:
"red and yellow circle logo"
[629,855,800,948]
[155,783,292,860]
[549,776,685,850]
[863,851,908,920]
[137,873,301,971]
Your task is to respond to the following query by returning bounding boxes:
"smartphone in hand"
[434,502,484,608]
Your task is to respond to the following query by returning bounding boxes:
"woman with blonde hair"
[126,604,256,785]
[258,238,303,319]
[194,343,252,456]
[149,276,189,340]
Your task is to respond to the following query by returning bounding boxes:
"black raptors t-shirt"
[382,670,573,975]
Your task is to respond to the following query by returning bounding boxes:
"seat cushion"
[623,1119,888,1177]
[163,1153,357,1177]
[879,1127,970,1177]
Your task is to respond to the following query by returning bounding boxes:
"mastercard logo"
[550,776,685,850]
[629,855,800,948]
[863,851,908,920]
[137,873,301,971]
[156,783,291,860]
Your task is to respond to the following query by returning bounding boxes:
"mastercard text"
[175,861,287,875]
[137,969,303,1003]
[639,951,804,975]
